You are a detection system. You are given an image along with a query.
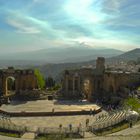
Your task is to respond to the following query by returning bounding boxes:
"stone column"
[2,76,7,96]
[65,76,68,96]
[78,77,81,91]
[15,77,19,92]
[78,77,81,96]
[73,76,75,94]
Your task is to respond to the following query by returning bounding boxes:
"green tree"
[46,76,55,88]
[52,84,61,90]
[124,97,140,113]
[34,69,45,89]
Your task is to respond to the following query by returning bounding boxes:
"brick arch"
[0,68,38,97]
[6,76,16,93]
[2,74,18,96]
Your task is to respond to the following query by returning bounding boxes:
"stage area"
[1,99,100,112]
[0,100,103,129]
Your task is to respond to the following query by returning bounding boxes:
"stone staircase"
[21,132,36,139]
[90,110,126,131]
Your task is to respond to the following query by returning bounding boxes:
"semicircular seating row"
[0,114,82,134]
[91,110,127,130]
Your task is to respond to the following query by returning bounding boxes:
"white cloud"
[64,0,105,24]
[2,0,139,52]
[101,0,125,14]
[70,37,139,51]
[6,18,41,34]
[5,11,66,38]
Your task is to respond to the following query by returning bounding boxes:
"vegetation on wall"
[45,77,55,88]
[124,97,140,113]
[34,69,45,89]
[7,77,15,90]
[47,84,61,92]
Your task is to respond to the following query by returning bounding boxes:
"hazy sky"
[0,0,140,53]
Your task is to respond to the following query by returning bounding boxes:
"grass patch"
[0,128,21,138]
[0,131,20,138]
[36,133,82,140]
[36,135,69,140]
[124,97,140,113]
[93,120,129,136]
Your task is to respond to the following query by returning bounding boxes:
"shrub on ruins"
[47,84,61,92]
[34,69,45,90]
[52,84,61,91]
[45,76,55,88]
[123,97,140,113]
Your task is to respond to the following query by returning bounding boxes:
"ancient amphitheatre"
[0,0,140,139]
[0,58,140,140]
[0,99,140,140]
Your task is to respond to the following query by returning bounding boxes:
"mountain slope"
[35,48,140,80]
[0,47,123,63]
[0,48,139,81]
[112,48,140,61]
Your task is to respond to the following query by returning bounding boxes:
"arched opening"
[6,76,16,94]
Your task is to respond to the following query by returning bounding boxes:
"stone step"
[84,131,95,138]
[21,132,36,139]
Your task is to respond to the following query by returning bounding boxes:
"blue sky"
[0,0,140,53]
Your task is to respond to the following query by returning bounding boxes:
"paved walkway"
[11,115,96,129]
[76,136,140,140]
[11,110,106,128]
[1,123,140,140]
[76,123,140,140]
[0,135,140,140]
[0,135,29,140]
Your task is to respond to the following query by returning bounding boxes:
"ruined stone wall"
[103,72,140,94]
[17,74,37,91]
[62,68,97,100]
[0,68,38,96]
[96,57,105,74]
[62,71,81,98]
[62,57,140,101]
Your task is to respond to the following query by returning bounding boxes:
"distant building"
[61,57,140,101]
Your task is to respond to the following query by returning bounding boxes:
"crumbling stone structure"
[62,57,140,101]
[0,67,38,97]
